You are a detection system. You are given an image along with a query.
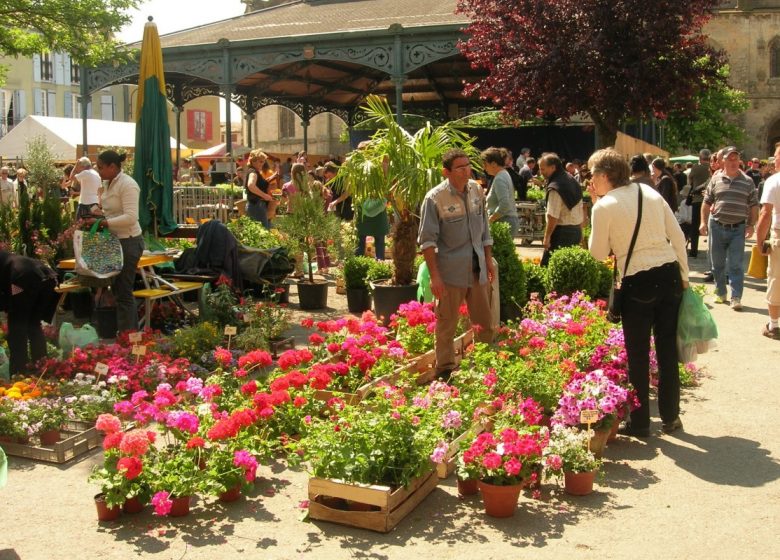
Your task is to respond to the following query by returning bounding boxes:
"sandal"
[762,323,780,340]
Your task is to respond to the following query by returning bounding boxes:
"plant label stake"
[580,409,599,452]
[225,325,237,350]
[94,362,109,383]
[132,344,147,363]
[129,332,143,344]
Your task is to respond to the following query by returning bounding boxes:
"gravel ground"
[1,238,778,560]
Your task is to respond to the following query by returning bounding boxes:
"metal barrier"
[172,186,242,224]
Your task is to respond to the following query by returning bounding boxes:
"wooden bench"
[133,281,204,327]
[53,282,88,328]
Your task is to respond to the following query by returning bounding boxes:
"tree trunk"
[392,212,419,286]
[589,111,619,149]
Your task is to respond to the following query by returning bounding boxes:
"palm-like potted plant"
[276,189,341,310]
[335,96,480,317]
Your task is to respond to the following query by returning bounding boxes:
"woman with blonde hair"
[282,162,308,212]
[245,149,277,228]
[587,148,688,437]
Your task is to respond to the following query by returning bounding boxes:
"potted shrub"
[490,221,527,323]
[544,425,602,496]
[343,255,374,313]
[336,95,480,318]
[276,189,341,310]
[546,246,601,298]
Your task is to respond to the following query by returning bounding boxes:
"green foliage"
[25,136,60,195]
[204,283,240,328]
[366,259,393,287]
[523,260,548,300]
[490,221,527,309]
[546,246,600,297]
[343,255,374,290]
[170,322,222,362]
[275,190,341,283]
[596,259,613,299]
[0,0,140,70]
[227,216,286,249]
[663,62,749,153]
[526,187,545,202]
[234,298,292,351]
[336,95,480,285]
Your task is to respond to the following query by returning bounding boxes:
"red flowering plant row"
[91,349,290,516]
[388,301,472,357]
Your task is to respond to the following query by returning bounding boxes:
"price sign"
[224,326,238,336]
[94,363,109,376]
[579,410,599,424]
[129,332,143,343]
[132,344,147,356]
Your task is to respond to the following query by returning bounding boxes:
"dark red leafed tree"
[456,0,726,148]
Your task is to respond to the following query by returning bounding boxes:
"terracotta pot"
[477,480,523,518]
[122,497,145,514]
[94,493,120,521]
[218,486,242,503]
[589,428,611,458]
[607,420,620,443]
[457,478,479,497]
[39,429,61,446]
[169,495,191,517]
[564,470,596,496]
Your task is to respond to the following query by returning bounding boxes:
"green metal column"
[220,39,233,155]
[80,67,89,156]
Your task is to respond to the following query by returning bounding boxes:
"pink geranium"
[461,427,547,486]
[95,413,122,433]
[151,491,172,516]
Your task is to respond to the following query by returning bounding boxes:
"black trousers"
[689,202,702,256]
[620,262,683,430]
[541,225,582,266]
[7,277,58,375]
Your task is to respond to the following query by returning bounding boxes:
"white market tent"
[0,115,186,161]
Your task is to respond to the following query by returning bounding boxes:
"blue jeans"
[709,218,746,300]
[247,199,271,229]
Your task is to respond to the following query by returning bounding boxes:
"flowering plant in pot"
[544,425,602,495]
[89,415,155,511]
[234,298,292,351]
[200,444,259,500]
[461,426,548,517]
[551,369,633,431]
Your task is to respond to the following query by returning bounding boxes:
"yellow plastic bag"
[747,244,768,279]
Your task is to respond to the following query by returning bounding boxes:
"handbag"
[73,220,123,279]
[747,243,769,279]
[607,184,644,323]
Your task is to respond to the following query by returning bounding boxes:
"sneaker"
[762,323,780,340]
[661,417,684,434]
[730,297,743,311]
[714,294,727,304]
[703,272,714,282]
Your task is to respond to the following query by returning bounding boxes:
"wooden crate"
[308,469,438,533]
[0,420,100,464]
[391,329,474,386]
[313,372,392,406]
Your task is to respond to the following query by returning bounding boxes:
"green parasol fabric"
[133,17,177,235]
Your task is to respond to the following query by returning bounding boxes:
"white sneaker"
[731,297,743,311]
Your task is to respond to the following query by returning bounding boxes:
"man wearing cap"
[756,143,780,339]
[687,149,712,258]
[700,147,759,310]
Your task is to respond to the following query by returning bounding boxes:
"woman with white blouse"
[91,150,144,334]
[587,148,688,438]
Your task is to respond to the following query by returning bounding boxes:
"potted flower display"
[336,95,480,318]
[343,255,374,313]
[461,426,547,518]
[544,425,602,496]
[276,189,341,310]
[201,445,259,502]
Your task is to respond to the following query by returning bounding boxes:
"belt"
[713,220,745,229]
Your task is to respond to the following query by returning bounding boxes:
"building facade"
[707,1,780,157]
[0,52,221,155]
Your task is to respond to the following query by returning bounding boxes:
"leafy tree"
[456,0,726,148]
[662,62,748,153]
[0,0,140,66]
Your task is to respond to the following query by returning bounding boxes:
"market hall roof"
[87,0,486,125]
[155,0,468,48]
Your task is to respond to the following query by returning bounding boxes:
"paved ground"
[1,238,778,560]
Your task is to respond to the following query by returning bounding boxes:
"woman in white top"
[70,157,102,219]
[90,150,144,334]
[587,148,688,438]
